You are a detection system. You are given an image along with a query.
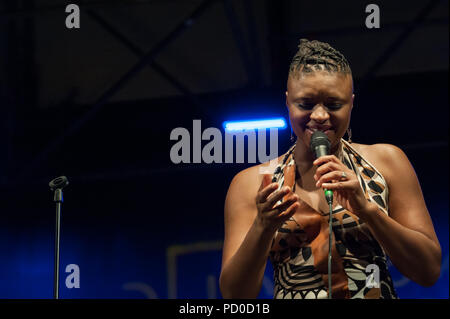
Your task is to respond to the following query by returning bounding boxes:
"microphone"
[310,130,334,299]
[310,131,333,205]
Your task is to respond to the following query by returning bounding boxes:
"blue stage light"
[223,118,287,132]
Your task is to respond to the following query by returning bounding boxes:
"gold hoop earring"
[290,126,295,142]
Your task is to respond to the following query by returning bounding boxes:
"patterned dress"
[269,139,398,299]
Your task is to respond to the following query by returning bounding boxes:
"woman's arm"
[219,168,299,298]
[358,144,441,286]
[314,143,441,287]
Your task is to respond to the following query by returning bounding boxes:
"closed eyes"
[296,103,343,110]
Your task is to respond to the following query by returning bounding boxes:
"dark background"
[0,0,448,298]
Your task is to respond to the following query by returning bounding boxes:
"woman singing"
[219,39,441,299]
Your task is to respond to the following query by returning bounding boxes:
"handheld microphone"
[310,131,334,298]
[310,131,333,205]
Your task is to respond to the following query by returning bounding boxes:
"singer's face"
[286,70,354,153]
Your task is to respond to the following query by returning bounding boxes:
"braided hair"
[289,39,352,77]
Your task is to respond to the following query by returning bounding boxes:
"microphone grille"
[310,131,330,153]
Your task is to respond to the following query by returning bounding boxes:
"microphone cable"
[325,190,333,299]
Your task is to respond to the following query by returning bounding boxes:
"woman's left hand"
[313,155,374,218]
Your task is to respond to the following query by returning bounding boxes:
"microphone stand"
[49,176,69,299]
[53,188,62,299]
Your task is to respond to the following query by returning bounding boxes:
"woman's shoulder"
[349,142,410,181]
[350,142,406,161]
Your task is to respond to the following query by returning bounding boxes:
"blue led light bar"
[223,118,287,132]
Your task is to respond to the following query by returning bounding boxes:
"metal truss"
[1,0,447,187]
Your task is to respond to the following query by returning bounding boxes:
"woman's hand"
[313,155,375,219]
[254,174,300,233]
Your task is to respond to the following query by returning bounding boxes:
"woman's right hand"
[255,174,300,233]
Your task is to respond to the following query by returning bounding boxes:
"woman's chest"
[294,186,337,215]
